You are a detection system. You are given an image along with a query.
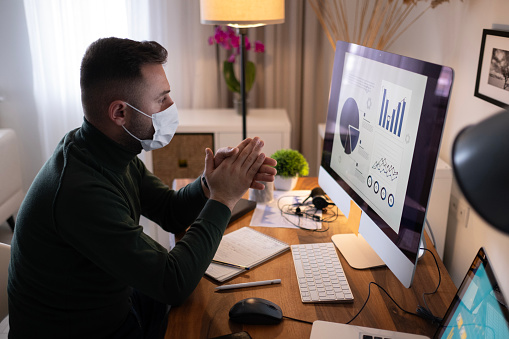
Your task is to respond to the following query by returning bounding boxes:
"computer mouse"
[229,297,283,325]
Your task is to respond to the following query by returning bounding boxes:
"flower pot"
[248,181,274,203]
[233,95,250,116]
[274,176,298,191]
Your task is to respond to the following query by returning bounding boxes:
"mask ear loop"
[124,102,153,119]
[122,125,142,142]
[122,102,152,142]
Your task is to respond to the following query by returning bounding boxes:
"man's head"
[80,37,173,151]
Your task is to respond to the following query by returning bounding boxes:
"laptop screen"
[436,247,509,338]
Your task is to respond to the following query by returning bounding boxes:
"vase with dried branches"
[308,0,461,51]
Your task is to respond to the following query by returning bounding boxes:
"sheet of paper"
[249,190,322,230]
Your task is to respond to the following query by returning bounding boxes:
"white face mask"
[123,102,179,152]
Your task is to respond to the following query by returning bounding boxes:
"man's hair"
[80,37,168,121]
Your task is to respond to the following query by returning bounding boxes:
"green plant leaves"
[271,149,310,178]
[223,60,256,93]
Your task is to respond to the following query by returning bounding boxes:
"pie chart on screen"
[339,97,360,154]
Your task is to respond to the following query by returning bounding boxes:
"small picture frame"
[474,29,509,108]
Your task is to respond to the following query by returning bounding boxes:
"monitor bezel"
[319,40,453,287]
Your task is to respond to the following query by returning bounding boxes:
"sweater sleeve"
[139,166,209,234]
[55,159,231,306]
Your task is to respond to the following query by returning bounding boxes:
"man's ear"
[109,100,127,127]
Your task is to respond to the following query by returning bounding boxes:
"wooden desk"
[165,177,457,338]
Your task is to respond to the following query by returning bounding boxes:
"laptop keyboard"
[291,243,354,303]
[361,335,391,339]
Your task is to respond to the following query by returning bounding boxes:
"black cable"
[417,247,443,324]
[282,315,313,325]
[347,249,443,325]
[346,282,420,324]
[425,218,437,249]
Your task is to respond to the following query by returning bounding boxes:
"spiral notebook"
[206,227,290,282]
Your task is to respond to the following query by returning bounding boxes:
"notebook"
[206,227,289,282]
[310,247,509,339]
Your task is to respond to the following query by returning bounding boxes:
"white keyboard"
[291,243,354,303]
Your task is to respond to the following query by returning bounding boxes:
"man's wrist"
[201,175,209,189]
[201,175,210,198]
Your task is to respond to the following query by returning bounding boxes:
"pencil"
[211,260,250,270]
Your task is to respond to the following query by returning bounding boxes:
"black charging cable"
[282,315,313,325]
[346,248,443,325]
[416,248,443,324]
[346,281,421,324]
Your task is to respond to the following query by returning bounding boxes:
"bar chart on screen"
[378,81,412,138]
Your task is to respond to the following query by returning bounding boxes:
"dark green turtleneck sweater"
[8,119,231,338]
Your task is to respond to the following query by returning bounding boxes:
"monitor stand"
[331,201,426,270]
[332,233,385,269]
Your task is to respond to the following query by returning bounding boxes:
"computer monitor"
[319,41,454,288]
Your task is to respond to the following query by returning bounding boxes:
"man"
[7,37,276,338]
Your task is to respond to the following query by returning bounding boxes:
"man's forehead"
[140,63,170,91]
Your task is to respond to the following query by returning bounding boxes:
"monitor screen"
[319,41,453,287]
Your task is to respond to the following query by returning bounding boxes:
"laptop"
[310,247,509,338]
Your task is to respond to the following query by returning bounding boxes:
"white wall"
[389,0,509,296]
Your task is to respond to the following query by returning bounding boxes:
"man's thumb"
[204,148,214,175]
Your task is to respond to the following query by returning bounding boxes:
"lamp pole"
[238,27,248,140]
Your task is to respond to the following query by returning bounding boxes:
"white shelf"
[175,108,291,156]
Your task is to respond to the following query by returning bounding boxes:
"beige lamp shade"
[200,0,285,27]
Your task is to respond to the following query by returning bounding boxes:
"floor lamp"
[200,0,285,140]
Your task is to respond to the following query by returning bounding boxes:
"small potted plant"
[271,149,309,191]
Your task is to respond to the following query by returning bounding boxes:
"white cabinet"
[176,108,291,156]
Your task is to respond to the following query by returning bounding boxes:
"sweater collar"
[75,119,140,172]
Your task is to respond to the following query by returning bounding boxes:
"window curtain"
[23,0,149,160]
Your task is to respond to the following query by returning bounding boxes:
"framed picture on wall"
[474,29,509,108]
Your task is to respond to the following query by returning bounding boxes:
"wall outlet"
[450,194,470,228]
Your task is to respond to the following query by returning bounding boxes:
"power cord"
[346,281,420,324]
[416,248,443,324]
[425,218,437,249]
[282,315,313,325]
[346,248,443,325]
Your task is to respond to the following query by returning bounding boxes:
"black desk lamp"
[451,108,509,234]
[200,0,285,140]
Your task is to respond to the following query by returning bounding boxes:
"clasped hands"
[202,137,277,211]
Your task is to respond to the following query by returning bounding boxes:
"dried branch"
[308,0,460,51]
